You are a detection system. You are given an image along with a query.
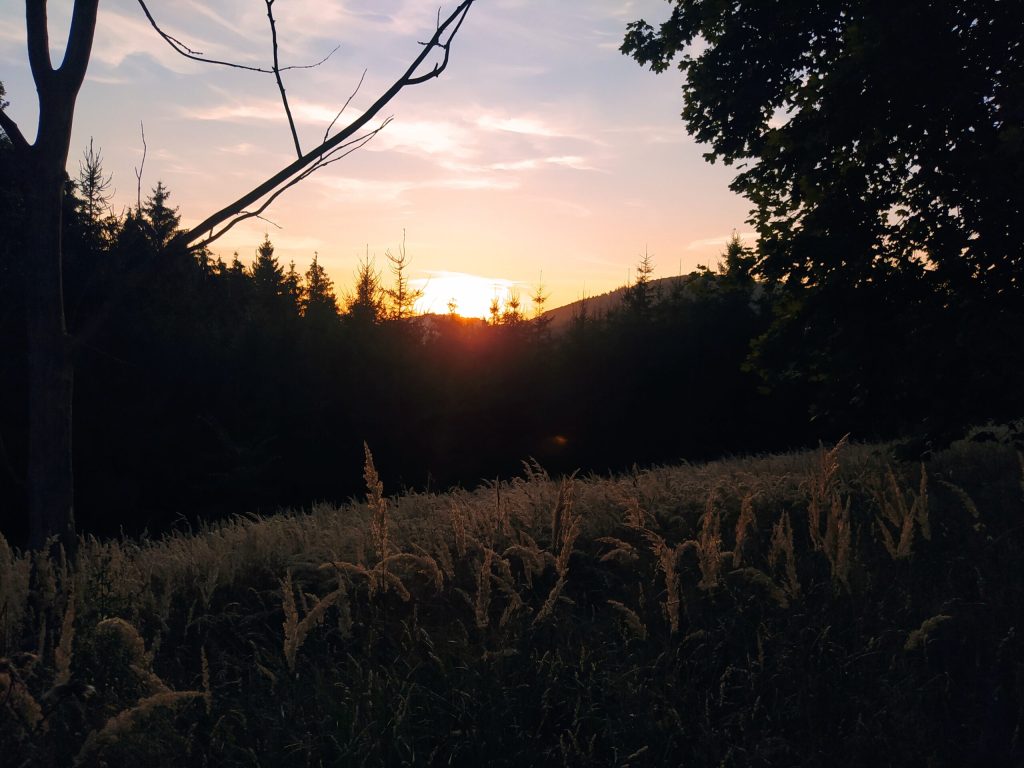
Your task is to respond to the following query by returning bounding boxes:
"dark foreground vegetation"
[1,439,1021,766]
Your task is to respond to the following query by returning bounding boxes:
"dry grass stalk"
[606,600,648,640]
[625,511,685,633]
[803,438,854,590]
[474,548,494,630]
[596,537,639,565]
[432,535,456,579]
[378,553,444,593]
[502,544,548,588]
[374,571,412,602]
[364,443,390,563]
[695,492,723,590]
[904,614,953,651]
[448,502,468,559]
[74,690,205,766]
[659,543,684,633]
[807,436,848,551]
[874,464,929,559]
[732,493,757,567]
[937,479,980,519]
[825,494,852,591]
[281,570,345,672]
[534,477,580,626]
[532,573,567,626]
[769,511,800,599]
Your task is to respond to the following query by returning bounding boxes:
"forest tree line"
[1,133,1022,544]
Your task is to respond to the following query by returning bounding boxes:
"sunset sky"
[1,0,753,315]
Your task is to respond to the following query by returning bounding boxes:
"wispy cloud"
[686,231,757,251]
[476,114,568,138]
[314,172,517,204]
[490,155,596,172]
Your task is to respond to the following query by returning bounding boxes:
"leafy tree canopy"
[623,1,1024,298]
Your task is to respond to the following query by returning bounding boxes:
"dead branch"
[133,122,147,211]
[192,120,391,250]
[264,0,302,159]
[0,108,29,154]
[178,0,478,250]
[136,0,338,75]
[324,69,367,146]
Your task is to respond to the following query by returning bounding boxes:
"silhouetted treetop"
[304,252,339,320]
[623,0,1024,295]
[142,181,180,251]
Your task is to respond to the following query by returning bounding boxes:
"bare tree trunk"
[24,160,75,553]
[3,0,100,552]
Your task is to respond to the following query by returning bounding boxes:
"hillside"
[542,275,689,329]
[2,438,1021,765]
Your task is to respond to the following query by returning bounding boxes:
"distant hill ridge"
[542,274,691,329]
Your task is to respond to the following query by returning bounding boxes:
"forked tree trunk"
[7,0,100,553]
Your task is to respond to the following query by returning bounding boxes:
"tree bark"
[24,159,76,553]
[14,0,99,552]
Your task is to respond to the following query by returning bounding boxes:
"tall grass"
[1,438,1022,766]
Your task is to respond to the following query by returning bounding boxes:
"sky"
[0,0,754,316]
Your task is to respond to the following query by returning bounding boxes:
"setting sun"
[413,272,521,319]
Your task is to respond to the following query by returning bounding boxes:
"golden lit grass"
[0,438,960,654]
[0,436,1021,765]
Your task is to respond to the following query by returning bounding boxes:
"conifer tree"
[501,288,524,326]
[76,138,114,249]
[251,234,285,302]
[384,231,424,321]
[305,252,340,320]
[142,181,180,251]
[345,254,384,326]
[283,260,303,313]
[622,249,655,320]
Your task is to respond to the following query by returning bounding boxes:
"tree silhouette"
[142,182,180,252]
[345,256,384,327]
[622,1,1024,295]
[622,249,655,320]
[384,231,424,321]
[251,235,285,299]
[76,138,114,249]
[304,253,339,322]
[0,1,479,548]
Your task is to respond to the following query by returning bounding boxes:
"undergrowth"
[1,439,1022,766]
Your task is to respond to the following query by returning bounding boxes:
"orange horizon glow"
[413,272,523,319]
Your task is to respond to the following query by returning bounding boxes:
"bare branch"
[25,1,54,87]
[406,4,471,86]
[134,122,147,211]
[265,0,302,158]
[0,108,29,154]
[136,0,338,75]
[136,0,270,73]
[181,0,477,248]
[192,121,390,250]
[60,0,101,91]
[324,69,367,146]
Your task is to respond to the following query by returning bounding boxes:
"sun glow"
[413,272,519,319]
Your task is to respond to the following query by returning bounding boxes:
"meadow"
[2,437,1021,766]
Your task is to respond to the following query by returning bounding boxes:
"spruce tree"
[304,252,339,320]
[384,230,424,321]
[142,181,180,251]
